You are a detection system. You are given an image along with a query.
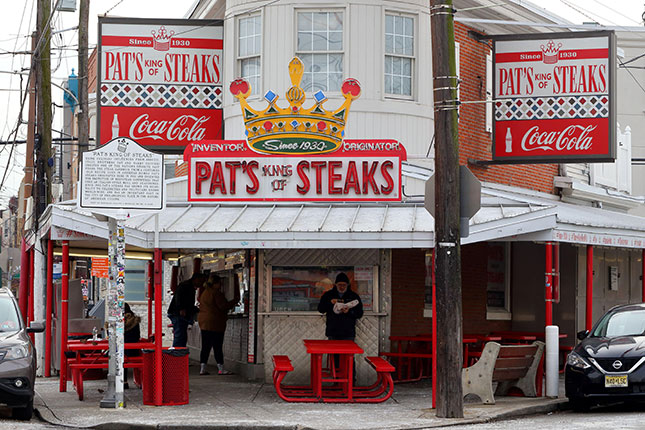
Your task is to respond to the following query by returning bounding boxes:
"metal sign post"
[100,218,127,408]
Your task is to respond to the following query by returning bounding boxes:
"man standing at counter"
[317,272,364,342]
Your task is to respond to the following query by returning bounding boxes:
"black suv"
[0,287,44,420]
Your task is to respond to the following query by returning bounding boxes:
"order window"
[271,265,375,312]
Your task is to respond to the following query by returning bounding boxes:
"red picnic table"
[66,339,155,401]
[272,339,395,403]
[380,335,480,382]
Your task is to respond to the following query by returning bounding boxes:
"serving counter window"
[270,266,376,312]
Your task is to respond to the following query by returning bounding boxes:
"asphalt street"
[449,403,645,430]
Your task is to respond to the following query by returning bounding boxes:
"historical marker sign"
[80,137,164,210]
[493,31,616,163]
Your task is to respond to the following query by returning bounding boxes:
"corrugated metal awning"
[44,195,557,249]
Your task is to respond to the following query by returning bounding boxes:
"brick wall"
[455,23,559,194]
[390,245,511,337]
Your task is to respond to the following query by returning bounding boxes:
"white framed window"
[296,11,344,92]
[486,242,512,320]
[238,14,262,96]
[385,13,414,98]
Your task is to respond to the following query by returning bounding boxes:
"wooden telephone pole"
[36,0,53,221]
[430,0,463,418]
[78,0,90,155]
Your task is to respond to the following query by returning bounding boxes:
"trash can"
[142,347,190,405]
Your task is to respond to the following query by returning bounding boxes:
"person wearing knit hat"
[317,272,363,340]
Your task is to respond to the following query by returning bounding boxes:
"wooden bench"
[462,341,545,405]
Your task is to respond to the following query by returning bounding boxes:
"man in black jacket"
[317,272,364,340]
[167,273,205,347]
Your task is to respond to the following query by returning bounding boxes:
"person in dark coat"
[197,274,240,375]
[123,302,141,389]
[317,272,363,340]
[167,273,206,347]
[317,272,364,375]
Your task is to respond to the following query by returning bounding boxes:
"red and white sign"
[493,31,615,163]
[183,140,407,202]
[98,18,223,152]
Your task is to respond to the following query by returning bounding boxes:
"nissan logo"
[612,360,623,370]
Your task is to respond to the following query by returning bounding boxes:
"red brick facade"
[455,23,559,194]
[391,245,511,337]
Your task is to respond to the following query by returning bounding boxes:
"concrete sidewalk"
[33,364,568,430]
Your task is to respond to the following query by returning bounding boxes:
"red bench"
[69,354,144,401]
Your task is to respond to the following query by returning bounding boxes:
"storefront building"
[27,0,645,388]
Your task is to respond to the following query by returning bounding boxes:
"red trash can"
[142,347,190,405]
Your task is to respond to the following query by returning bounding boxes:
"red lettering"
[297,161,310,194]
[195,161,211,194]
[343,161,360,194]
[245,161,259,194]
[105,52,115,80]
[225,161,241,194]
[380,161,394,194]
[362,161,379,194]
[328,161,342,194]
[311,161,326,194]
[209,162,226,194]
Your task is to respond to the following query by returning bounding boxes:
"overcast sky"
[0,0,643,208]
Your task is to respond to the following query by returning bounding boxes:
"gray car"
[0,287,44,420]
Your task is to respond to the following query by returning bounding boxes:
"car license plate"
[605,375,628,388]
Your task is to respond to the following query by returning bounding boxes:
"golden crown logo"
[230,57,361,155]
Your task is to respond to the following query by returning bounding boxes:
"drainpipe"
[586,245,593,331]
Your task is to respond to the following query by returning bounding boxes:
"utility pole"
[78,0,89,158]
[36,0,53,220]
[430,0,463,418]
[24,33,37,233]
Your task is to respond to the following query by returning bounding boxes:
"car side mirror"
[576,329,589,341]
[27,321,45,333]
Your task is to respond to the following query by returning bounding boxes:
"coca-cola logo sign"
[100,106,223,151]
[129,114,210,141]
[520,124,596,152]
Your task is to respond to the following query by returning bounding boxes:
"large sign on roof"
[97,17,223,153]
[184,140,406,202]
[492,31,616,163]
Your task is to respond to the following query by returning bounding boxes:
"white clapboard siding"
[221,0,434,159]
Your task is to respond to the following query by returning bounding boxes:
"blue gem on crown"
[264,90,277,104]
[314,90,327,104]
[290,120,299,129]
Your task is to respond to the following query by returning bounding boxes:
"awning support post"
[59,240,69,392]
[45,237,53,377]
[432,248,437,409]
[18,239,29,320]
[154,247,163,406]
[28,247,35,343]
[545,242,552,326]
[642,249,645,303]
[147,260,153,339]
[586,245,594,331]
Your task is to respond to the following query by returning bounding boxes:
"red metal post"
[545,242,553,326]
[553,243,560,303]
[586,245,594,331]
[28,248,35,343]
[431,248,437,409]
[18,239,29,321]
[59,241,69,392]
[45,238,53,377]
[642,249,645,303]
[154,248,163,406]
[147,260,153,339]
